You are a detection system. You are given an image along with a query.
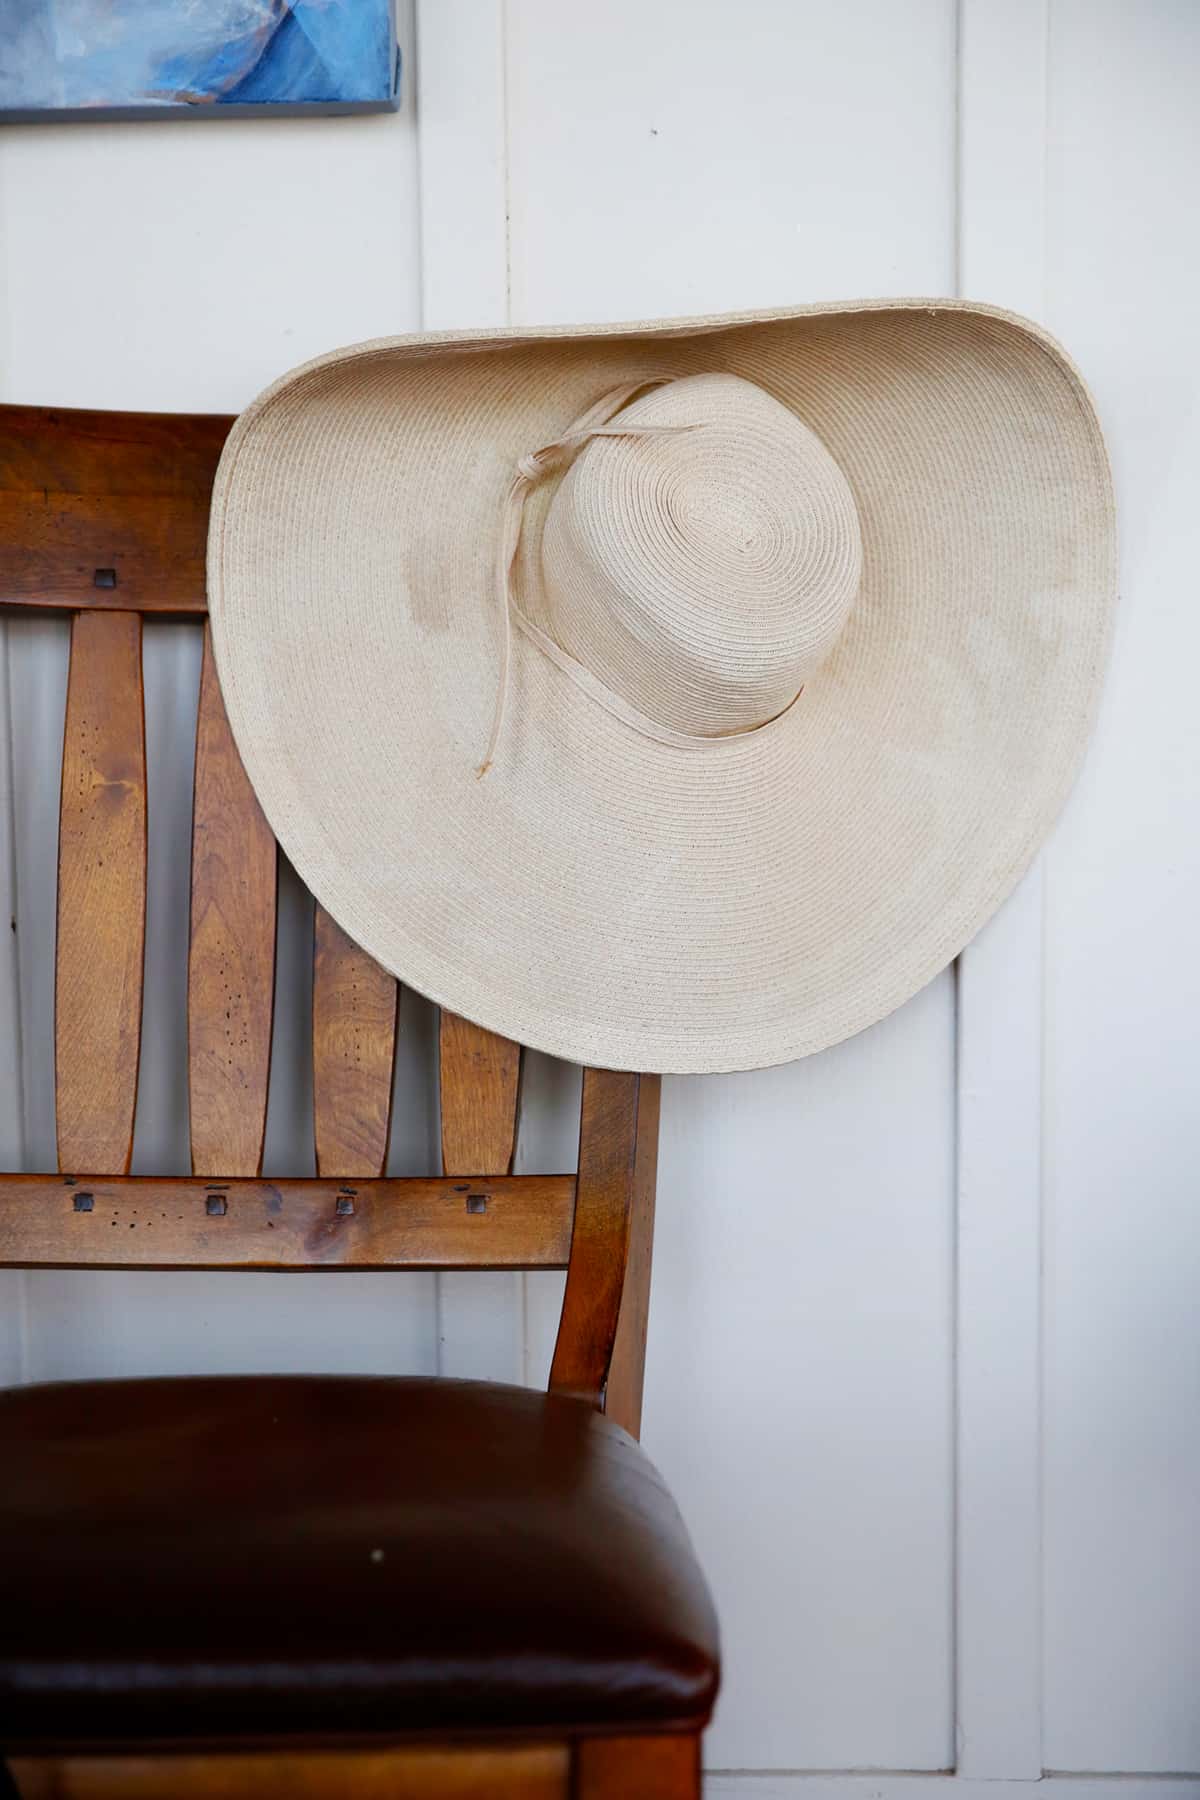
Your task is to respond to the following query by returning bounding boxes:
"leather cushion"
[0,1375,719,1747]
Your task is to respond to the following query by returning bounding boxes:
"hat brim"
[207,300,1115,1074]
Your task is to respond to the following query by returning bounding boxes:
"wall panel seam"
[953,0,1051,1778]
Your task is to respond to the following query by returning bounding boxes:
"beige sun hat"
[207,300,1115,1075]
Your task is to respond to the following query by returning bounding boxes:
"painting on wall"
[0,1,400,121]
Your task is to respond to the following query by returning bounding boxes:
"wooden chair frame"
[0,405,702,1800]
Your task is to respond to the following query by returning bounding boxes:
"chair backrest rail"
[0,402,229,614]
[0,1173,575,1270]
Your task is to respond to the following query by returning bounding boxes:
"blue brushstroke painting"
[0,1,398,119]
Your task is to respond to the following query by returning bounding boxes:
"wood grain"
[188,623,277,1177]
[0,403,231,614]
[440,1011,521,1177]
[549,1069,657,1414]
[603,1072,662,1438]
[573,1733,699,1799]
[9,1744,569,1800]
[0,1173,575,1271]
[313,906,398,1177]
[55,610,146,1176]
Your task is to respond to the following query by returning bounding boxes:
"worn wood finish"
[313,907,398,1178]
[188,624,277,1178]
[0,404,230,614]
[55,610,147,1176]
[573,1732,700,1799]
[8,1743,570,1799]
[0,1173,576,1271]
[549,1069,655,1414]
[439,1012,521,1177]
[603,1073,662,1439]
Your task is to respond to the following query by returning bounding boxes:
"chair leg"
[573,1733,700,1799]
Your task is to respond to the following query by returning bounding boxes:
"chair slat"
[313,906,398,1177]
[188,623,277,1177]
[55,611,146,1176]
[0,1173,575,1271]
[440,1013,521,1177]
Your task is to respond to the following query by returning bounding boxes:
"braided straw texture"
[207,300,1115,1074]
[536,373,861,737]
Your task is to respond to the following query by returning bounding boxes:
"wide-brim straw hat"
[207,300,1115,1074]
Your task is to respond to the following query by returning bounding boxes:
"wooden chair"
[0,405,718,1799]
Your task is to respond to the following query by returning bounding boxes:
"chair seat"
[0,1374,719,1748]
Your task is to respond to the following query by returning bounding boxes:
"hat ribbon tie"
[477,379,688,777]
[477,378,803,778]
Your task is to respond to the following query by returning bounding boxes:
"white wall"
[0,3,1196,1794]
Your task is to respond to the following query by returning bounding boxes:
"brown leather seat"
[0,1374,719,1748]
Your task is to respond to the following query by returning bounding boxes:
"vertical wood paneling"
[505,0,954,326]
[188,624,276,1178]
[505,0,958,1773]
[313,905,398,1177]
[955,880,1045,1779]
[1040,0,1200,1773]
[414,0,508,329]
[0,67,423,414]
[55,611,146,1175]
[651,993,957,1775]
[954,0,1050,1778]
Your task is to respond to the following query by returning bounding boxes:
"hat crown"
[539,373,862,738]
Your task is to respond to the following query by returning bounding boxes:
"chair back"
[0,403,660,1433]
